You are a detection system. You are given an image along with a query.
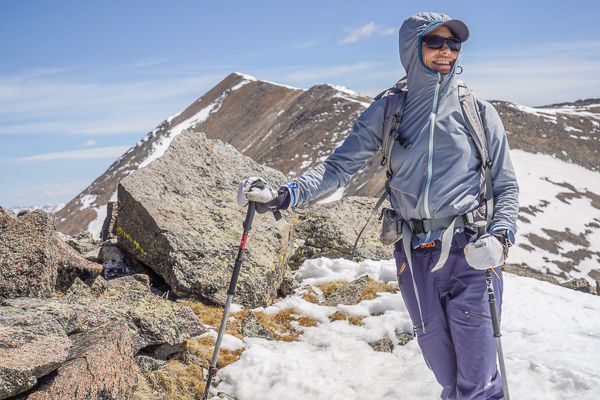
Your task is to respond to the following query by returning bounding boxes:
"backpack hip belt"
[408,211,475,236]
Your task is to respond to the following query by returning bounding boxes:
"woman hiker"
[237,12,518,400]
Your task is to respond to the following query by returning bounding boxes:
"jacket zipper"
[462,309,492,322]
[423,73,443,242]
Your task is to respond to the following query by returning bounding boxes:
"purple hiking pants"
[394,231,504,399]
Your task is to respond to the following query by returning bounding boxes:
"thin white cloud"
[290,40,321,49]
[0,70,224,136]
[16,146,131,161]
[84,139,97,146]
[2,180,91,205]
[339,22,395,45]
[460,40,600,106]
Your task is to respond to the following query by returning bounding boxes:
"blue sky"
[1,0,599,208]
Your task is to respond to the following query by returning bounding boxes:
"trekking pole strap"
[350,190,389,261]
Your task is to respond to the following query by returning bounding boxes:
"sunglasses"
[422,36,461,52]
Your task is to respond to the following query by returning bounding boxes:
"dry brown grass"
[179,300,248,340]
[329,311,347,322]
[254,309,318,342]
[300,286,319,303]
[316,281,349,297]
[133,361,205,400]
[328,311,364,326]
[187,335,245,369]
[348,316,365,325]
[360,280,398,301]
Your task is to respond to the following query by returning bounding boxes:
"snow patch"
[86,203,107,240]
[79,194,98,211]
[214,258,600,399]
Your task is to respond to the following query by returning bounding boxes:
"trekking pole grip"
[486,269,502,338]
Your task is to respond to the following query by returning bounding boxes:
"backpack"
[350,76,494,260]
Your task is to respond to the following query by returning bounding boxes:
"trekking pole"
[202,201,257,400]
[476,222,510,400]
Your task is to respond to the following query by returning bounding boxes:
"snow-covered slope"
[509,150,600,284]
[212,258,600,400]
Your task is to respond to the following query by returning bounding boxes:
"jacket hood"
[399,12,469,78]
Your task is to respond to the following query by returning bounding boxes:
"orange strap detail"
[492,268,501,280]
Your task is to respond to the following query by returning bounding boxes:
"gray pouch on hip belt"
[380,208,403,245]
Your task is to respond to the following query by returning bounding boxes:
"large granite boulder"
[0,210,103,299]
[116,130,293,307]
[20,321,136,400]
[0,210,58,298]
[3,276,206,354]
[289,196,395,268]
[0,308,71,399]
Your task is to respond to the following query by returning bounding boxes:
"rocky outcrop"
[0,206,15,229]
[20,321,136,400]
[0,274,206,399]
[0,308,70,399]
[4,276,206,354]
[116,130,294,308]
[289,197,394,268]
[561,278,598,295]
[0,210,103,299]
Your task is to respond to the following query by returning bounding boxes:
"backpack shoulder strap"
[457,78,494,228]
[350,76,408,261]
[381,76,408,177]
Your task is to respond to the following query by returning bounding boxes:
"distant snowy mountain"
[53,73,600,285]
[55,72,372,237]
[9,203,65,214]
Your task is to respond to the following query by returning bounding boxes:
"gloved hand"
[237,177,285,214]
[464,233,505,271]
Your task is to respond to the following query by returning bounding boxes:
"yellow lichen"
[116,226,148,256]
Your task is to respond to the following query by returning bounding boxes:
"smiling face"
[421,26,458,75]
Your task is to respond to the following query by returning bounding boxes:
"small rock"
[322,275,372,306]
[561,278,595,294]
[57,231,98,255]
[98,243,149,280]
[396,332,414,346]
[139,342,187,361]
[135,355,166,375]
[90,276,109,298]
[64,277,93,297]
[241,311,273,340]
[369,338,394,353]
[100,201,119,242]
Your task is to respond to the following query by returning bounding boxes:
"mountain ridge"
[52,72,600,284]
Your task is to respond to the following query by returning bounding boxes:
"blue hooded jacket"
[284,12,519,245]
